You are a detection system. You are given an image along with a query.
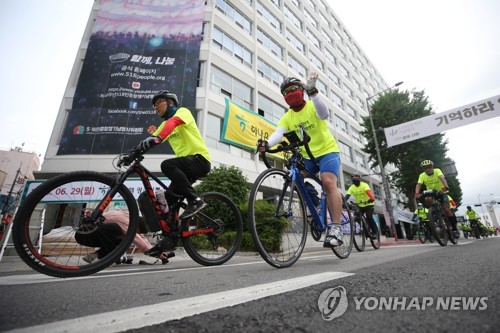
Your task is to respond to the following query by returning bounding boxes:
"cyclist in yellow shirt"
[344,174,377,238]
[413,203,429,223]
[257,72,343,247]
[138,90,211,256]
[465,206,481,239]
[415,160,458,237]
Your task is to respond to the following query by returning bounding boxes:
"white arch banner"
[384,94,500,147]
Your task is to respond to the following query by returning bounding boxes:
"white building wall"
[0,149,41,197]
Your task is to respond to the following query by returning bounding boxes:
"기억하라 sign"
[384,95,500,147]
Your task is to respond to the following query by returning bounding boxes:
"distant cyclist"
[415,160,459,237]
[413,203,429,223]
[465,206,480,239]
[344,174,377,238]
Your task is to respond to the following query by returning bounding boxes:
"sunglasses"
[283,85,302,95]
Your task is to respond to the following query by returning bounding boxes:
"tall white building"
[39,0,396,226]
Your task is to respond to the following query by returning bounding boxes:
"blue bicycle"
[248,127,354,268]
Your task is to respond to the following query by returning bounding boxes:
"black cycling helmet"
[420,160,434,168]
[467,206,471,209]
[152,90,179,107]
[280,77,304,95]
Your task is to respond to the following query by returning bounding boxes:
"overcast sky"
[328,0,500,211]
[0,0,499,211]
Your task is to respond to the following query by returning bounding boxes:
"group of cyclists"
[131,71,488,260]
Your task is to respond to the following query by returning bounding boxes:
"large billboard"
[57,0,204,155]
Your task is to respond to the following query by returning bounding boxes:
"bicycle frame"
[280,156,328,233]
[92,155,212,238]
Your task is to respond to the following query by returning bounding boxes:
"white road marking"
[6,271,353,333]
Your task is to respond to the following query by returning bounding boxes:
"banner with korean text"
[57,0,204,155]
[221,99,283,158]
[384,95,500,147]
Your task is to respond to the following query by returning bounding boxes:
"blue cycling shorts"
[303,152,341,178]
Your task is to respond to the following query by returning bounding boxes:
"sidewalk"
[380,236,421,246]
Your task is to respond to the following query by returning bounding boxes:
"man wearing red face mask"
[257,72,343,247]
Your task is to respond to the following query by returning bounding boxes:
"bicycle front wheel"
[248,168,307,268]
[12,171,139,278]
[417,224,427,244]
[447,218,458,245]
[182,192,242,266]
[330,196,354,259]
[353,217,365,252]
[368,221,381,249]
[428,207,448,246]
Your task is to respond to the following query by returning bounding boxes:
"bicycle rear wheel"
[330,196,354,259]
[12,171,139,278]
[428,207,448,246]
[353,217,365,252]
[248,168,307,268]
[182,192,243,265]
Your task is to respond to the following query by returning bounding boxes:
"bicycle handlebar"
[117,145,145,167]
[259,125,314,169]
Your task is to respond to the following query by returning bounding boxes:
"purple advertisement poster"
[57,0,204,155]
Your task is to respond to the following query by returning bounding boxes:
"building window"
[355,151,367,169]
[350,126,362,144]
[258,94,286,124]
[309,52,324,71]
[210,67,253,109]
[331,91,343,109]
[304,9,318,29]
[346,104,358,121]
[257,1,282,33]
[257,58,284,87]
[287,53,306,78]
[257,28,284,59]
[213,27,253,67]
[215,0,252,34]
[306,28,321,49]
[334,114,348,134]
[206,114,230,152]
[285,29,305,55]
[284,5,302,30]
[338,140,353,162]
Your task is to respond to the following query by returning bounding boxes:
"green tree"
[194,165,250,206]
[361,89,463,211]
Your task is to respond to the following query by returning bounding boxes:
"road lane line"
[6,271,353,333]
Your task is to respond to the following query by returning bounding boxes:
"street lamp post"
[366,81,403,241]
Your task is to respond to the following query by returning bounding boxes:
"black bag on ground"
[138,191,162,232]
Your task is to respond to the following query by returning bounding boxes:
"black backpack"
[137,191,162,232]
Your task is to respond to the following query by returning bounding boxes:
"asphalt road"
[0,237,498,333]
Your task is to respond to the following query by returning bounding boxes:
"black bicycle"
[416,217,434,244]
[248,126,353,268]
[422,190,458,246]
[12,146,243,278]
[469,219,481,239]
[349,202,380,252]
